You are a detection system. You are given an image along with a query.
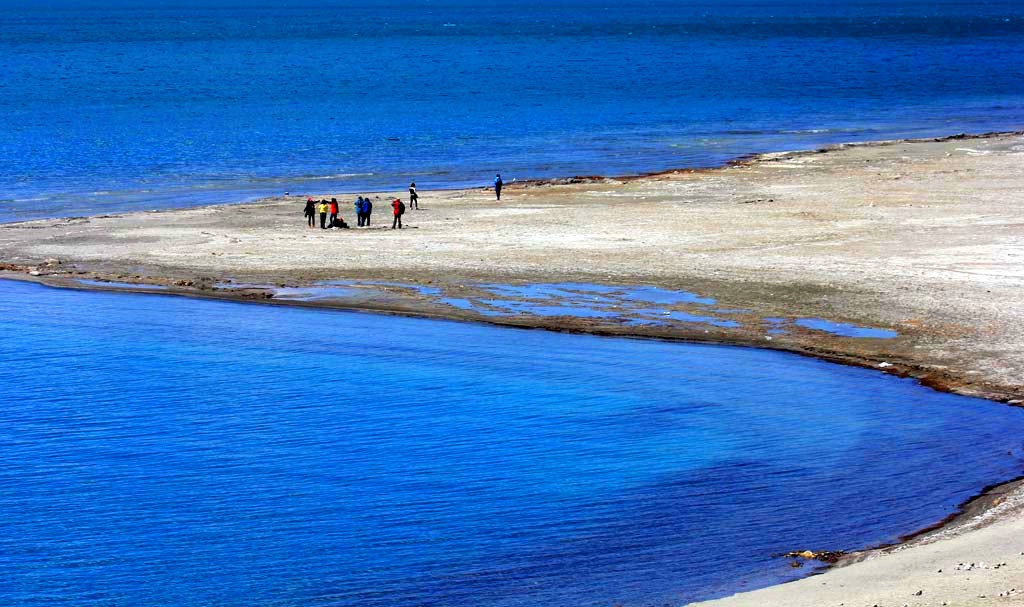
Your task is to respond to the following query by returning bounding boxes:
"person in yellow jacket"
[318,200,329,230]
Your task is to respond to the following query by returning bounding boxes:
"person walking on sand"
[354,196,364,227]
[391,198,405,229]
[303,197,316,228]
[364,196,373,226]
[409,182,419,209]
[318,199,329,229]
[328,198,339,229]
[494,174,504,201]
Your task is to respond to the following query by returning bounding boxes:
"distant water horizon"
[1,0,1023,222]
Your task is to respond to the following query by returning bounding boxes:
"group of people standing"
[304,197,345,229]
[302,182,420,231]
[353,196,373,226]
[301,177,507,231]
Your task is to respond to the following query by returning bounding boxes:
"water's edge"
[2,129,1021,226]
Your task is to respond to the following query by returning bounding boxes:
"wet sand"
[3,131,1024,605]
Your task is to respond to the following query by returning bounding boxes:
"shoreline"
[3,128,1024,605]
[2,268,1019,407]
[3,129,1020,228]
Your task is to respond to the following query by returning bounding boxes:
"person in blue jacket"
[494,174,503,201]
[363,196,373,226]
[354,196,364,226]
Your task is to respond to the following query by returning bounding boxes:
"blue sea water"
[4,3,1024,603]
[1,279,1022,606]
[2,0,1024,221]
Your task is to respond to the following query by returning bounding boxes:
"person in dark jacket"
[409,182,418,209]
[303,198,316,228]
[391,198,404,229]
[494,174,503,201]
[364,197,373,226]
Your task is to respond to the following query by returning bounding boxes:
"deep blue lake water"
[2,0,1024,221]
[2,279,1022,606]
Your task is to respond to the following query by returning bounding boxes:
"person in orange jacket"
[328,198,339,229]
[391,198,405,229]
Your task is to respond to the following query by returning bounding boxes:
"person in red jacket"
[391,198,404,229]
[328,198,339,229]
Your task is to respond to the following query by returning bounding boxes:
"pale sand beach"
[690,478,1024,607]
[3,131,1024,604]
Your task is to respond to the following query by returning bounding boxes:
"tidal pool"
[794,317,899,339]
[76,279,169,290]
[0,280,1020,606]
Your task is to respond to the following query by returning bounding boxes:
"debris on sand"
[780,550,847,564]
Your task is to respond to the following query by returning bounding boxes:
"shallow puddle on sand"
[480,283,715,306]
[632,308,741,328]
[479,299,622,319]
[793,318,898,339]
[319,280,444,297]
[440,298,510,317]
[214,282,379,302]
[77,279,169,290]
[205,280,901,339]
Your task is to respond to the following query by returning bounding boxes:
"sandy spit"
[3,131,1024,606]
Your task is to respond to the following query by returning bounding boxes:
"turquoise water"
[2,0,1024,221]
[1,279,1022,606]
